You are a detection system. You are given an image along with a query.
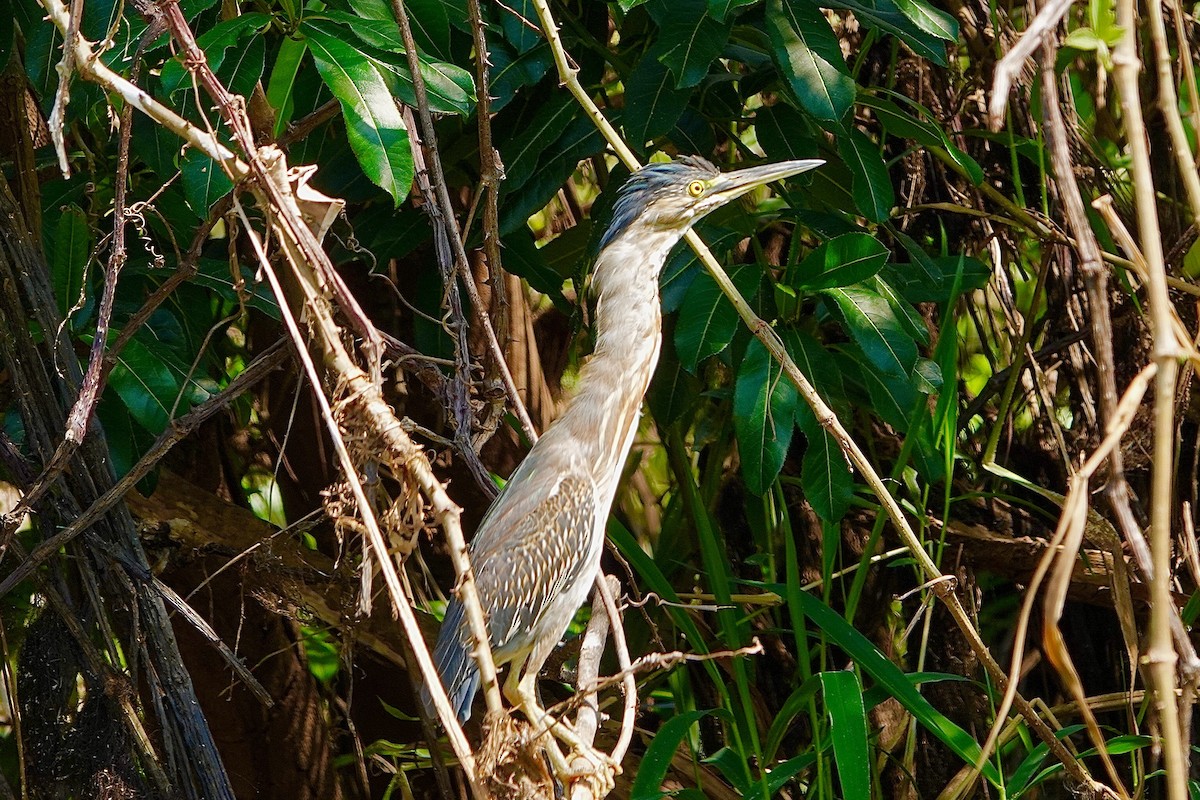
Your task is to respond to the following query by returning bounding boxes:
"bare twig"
[986,0,1075,129]
[387,0,538,449]
[0,340,291,596]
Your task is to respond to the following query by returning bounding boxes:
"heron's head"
[599,155,823,249]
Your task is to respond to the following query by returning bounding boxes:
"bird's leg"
[512,669,617,791]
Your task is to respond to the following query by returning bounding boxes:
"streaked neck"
[552,228,680,483]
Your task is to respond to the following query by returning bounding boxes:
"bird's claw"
[564,745,619,795]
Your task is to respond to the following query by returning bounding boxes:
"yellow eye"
[687,180,705,197]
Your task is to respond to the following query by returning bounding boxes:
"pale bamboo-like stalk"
[1112,0,1187,795]
[1146,0,1200,225]
[527,0,1094,784]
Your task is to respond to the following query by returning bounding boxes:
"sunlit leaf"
[823,286,916,376]
[791,233,890,289]
[302,22,414,205]
[766,0,853,123]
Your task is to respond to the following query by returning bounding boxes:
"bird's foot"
[564,742,618,795]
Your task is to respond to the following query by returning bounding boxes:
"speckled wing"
[424,467,599,723]
[469,471,598,661]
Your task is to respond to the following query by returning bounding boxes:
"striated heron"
[424,155,823,747]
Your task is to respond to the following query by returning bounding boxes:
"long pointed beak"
[710,158,824,203]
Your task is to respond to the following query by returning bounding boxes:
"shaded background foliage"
[0,0,1197,795]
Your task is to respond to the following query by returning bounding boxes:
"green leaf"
[265,34,308,137]
[302,22,414,205]
[823,286,916,376]
[499,96,578,192]
[487,30,551,110]
[160,13,271,95]
[311,15,475,115]
[649,0,731,89]
[859,357,919,430]
[498,0,540,54]
[797,408,853,522]
[755,103,821,162]
[108,337,184,434]
[649,347,703,427]
[48,204,90,319]
[837,127,894,222]
[348,0,453,59]
[785,327,845,403]
[891,0,958,42]
[707,0,758,20]
[180,149,234,219]
[193,258,280,319]
[791,233,889,289]
[797,593,1001,785]
[818,0,951,65]
[869,274,928,344]
[751,753,818,796]
[766,0,854,123]
[674,264,759,372]
[734,337,799,495]
[630,711,715,799]
[624,54,691,146]
[819,671,871,800]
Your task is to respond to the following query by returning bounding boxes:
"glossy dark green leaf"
[675,264,758,372]
[160,13,271,95]
[785,327,844,403]
[302,22,414,205]
[818,671,871,800]
[96,392,156,482]
[649,346,704,428]
[630,710,717,799]
[48,204,90,320]
[222,31,266,98]
[818,0,950,64]
[108,337,184,434]
[858,93,943,146]
[624,55,691,146]
[660,226,744,312]
[888,227,951,290]
[650,0,731,89]
[860,93,983,185]
[707,0,759,20]
[193,258,281,319]
[499,96,577,191]
[349,0,453,59]
[797,407,853,523]
[313,14,475,115]
[766,0,853,123]
[791,233,889,290]
[859,357,919,430]
[498,0,539,53]
[823,286,916,377]
[891,0,958,43]
[487,31,551,110]
[734,337,799,495]
[797,593,1001,785]
[755,103,821,163]
[837,128,894,223]
[869,274,929,345]
[180,149,234,219]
